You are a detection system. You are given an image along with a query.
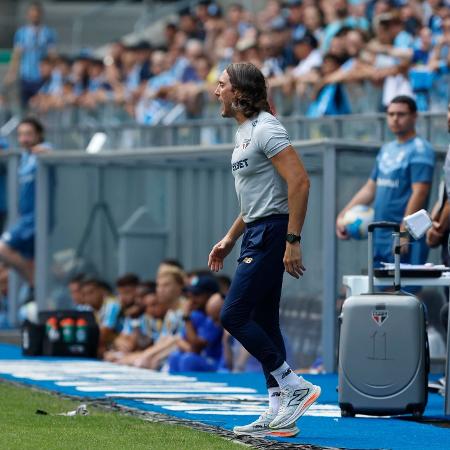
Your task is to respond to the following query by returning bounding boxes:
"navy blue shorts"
[221,214,289,387]
[1,217,35,259]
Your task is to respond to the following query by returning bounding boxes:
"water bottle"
[76,318,88,344]
[61,318,75,343]
[46,317,59,342]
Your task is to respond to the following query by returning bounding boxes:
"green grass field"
[0,381,246,450]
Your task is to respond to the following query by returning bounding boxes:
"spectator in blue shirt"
[429,15,450,71]
[28,57,57,112]
[322,0,369,52]
[68,273,91,311]
[5,2,57,108]
[81,277,121,356]
[336,96,435,267]
[0,117,52,287]
[98,273,140,348]
[169,275,223,372]
[135,51,177,125]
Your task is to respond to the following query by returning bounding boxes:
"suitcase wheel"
[340,408,355,418]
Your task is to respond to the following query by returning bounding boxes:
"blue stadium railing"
[39,111,447,150]
[1,76,448,149]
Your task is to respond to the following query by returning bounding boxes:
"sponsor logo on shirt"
[232,159,249,171]
[376,178,399,188]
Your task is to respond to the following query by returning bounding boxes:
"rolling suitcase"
[338,221,429,417]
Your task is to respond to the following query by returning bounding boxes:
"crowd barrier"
[0,111,443,153]
[1,76,449,150]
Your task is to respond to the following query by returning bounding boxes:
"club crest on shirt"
[243,257,253,264]
[379,150,406,173]
[242,139,251,150]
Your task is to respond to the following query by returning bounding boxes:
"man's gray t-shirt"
[231,111,291,223]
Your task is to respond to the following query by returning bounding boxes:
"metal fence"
[0,151,23,328]
[30,139,447,373]
[23,75,450,130]
[3,111,443,153]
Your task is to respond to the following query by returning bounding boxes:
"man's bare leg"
[134,336,178,368]
[0,242,34,285]
[118,350,145,365]
[148,342,179,370]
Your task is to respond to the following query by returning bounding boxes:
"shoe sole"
[233,426,300,438]
[270,385,321,429]
[267,427,300,437]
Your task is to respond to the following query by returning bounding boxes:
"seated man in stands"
[116,273,140,315]
[100,273,141,350]
[78,58,113,109]
[81,277,121,356]
[131,267,185,369]
[103,292,147,363]
[68,273,91,311]
[110,286,171,365]
[29,57,57,112]
[168,277,224,373]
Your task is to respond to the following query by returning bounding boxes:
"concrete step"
[0,328,21,346]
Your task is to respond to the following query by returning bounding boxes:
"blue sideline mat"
[0,343,449,449]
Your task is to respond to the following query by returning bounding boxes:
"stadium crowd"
[65,260,264,374]
[2,0,450,122]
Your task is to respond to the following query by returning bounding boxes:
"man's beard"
[221,108,232,118]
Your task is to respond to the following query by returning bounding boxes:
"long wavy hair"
[226,63,272,118]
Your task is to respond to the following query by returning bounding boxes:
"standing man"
[4,2,57,108]
[208,62,320,438]
[0,117,51,287]
[434,102,450,333]
[336,96,435,267]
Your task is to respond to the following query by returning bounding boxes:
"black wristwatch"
[286,233,301,244]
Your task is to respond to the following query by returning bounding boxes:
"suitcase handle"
[368,222,400,233]
[368,221,401,293]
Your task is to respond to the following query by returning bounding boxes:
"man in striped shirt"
[5,2,57,107]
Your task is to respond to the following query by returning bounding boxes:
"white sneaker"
[269,382,321,430]
[233,408,300,437]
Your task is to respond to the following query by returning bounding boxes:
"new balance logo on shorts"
[281,368,292,379]
[287,388,310,407]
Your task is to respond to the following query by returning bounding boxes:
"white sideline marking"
[0,359,340,418]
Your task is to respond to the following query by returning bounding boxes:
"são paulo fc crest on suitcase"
[372,310,388,326]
